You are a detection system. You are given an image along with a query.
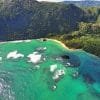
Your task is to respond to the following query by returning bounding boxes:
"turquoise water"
[0,39,100,100]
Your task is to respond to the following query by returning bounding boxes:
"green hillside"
[0,0,99,40]
[0,0,100,57]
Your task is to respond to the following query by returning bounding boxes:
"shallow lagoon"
[0,39,100,100]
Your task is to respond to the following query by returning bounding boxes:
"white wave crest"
[27,52,42,64]
[7,50,24,59]
[52,69,65,80]
[50,64,57,72]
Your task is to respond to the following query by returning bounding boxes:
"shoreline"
[0,38,99,58]
[48,39,76,51]
[0,38,76,51]
[49,39,100,58]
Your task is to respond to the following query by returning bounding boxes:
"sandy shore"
[0,38,75,51]
[0,39,32,44]
[48,39,75,51]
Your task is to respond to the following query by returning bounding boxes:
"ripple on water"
[0,39,100,100]
[0,71,15,100]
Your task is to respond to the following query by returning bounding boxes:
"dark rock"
[51,85,57,91]
[61,54,81,67]
[43,38,47,41]
[61,55,70,59]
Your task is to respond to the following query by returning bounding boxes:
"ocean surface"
[0,39,100,100]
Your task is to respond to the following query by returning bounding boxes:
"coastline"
[0,38,76,51]
[0,38,99,58]
[46,38,100,58]
[48,39,76,51]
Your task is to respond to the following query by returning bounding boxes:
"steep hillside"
[0,0,99,41]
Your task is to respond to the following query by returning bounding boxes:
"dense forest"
[0,0,99,39]
[47,22,100,57]
[0,0,85,39]
[0,0,100,57]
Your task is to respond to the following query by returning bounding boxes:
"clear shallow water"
[0,39,100,100]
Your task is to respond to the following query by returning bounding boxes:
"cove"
[0,39,100,100]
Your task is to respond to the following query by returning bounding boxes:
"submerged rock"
[60,54,81,67]
[36,47,47,53]
[52,69,65,82]
[61,55,70,59]
[51,85,57,91]
[83,74,96,84]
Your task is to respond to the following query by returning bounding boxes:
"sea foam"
[0,57,2,63]
[50,64,57,72]
[27,52,42,64]
[7,50,24,59]
[52,69,65,80]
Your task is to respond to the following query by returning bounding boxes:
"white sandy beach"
[48,39,75,51]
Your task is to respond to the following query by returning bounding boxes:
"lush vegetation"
[0,0,99,57]
[47,22,100,57]
[0,0,99,40]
